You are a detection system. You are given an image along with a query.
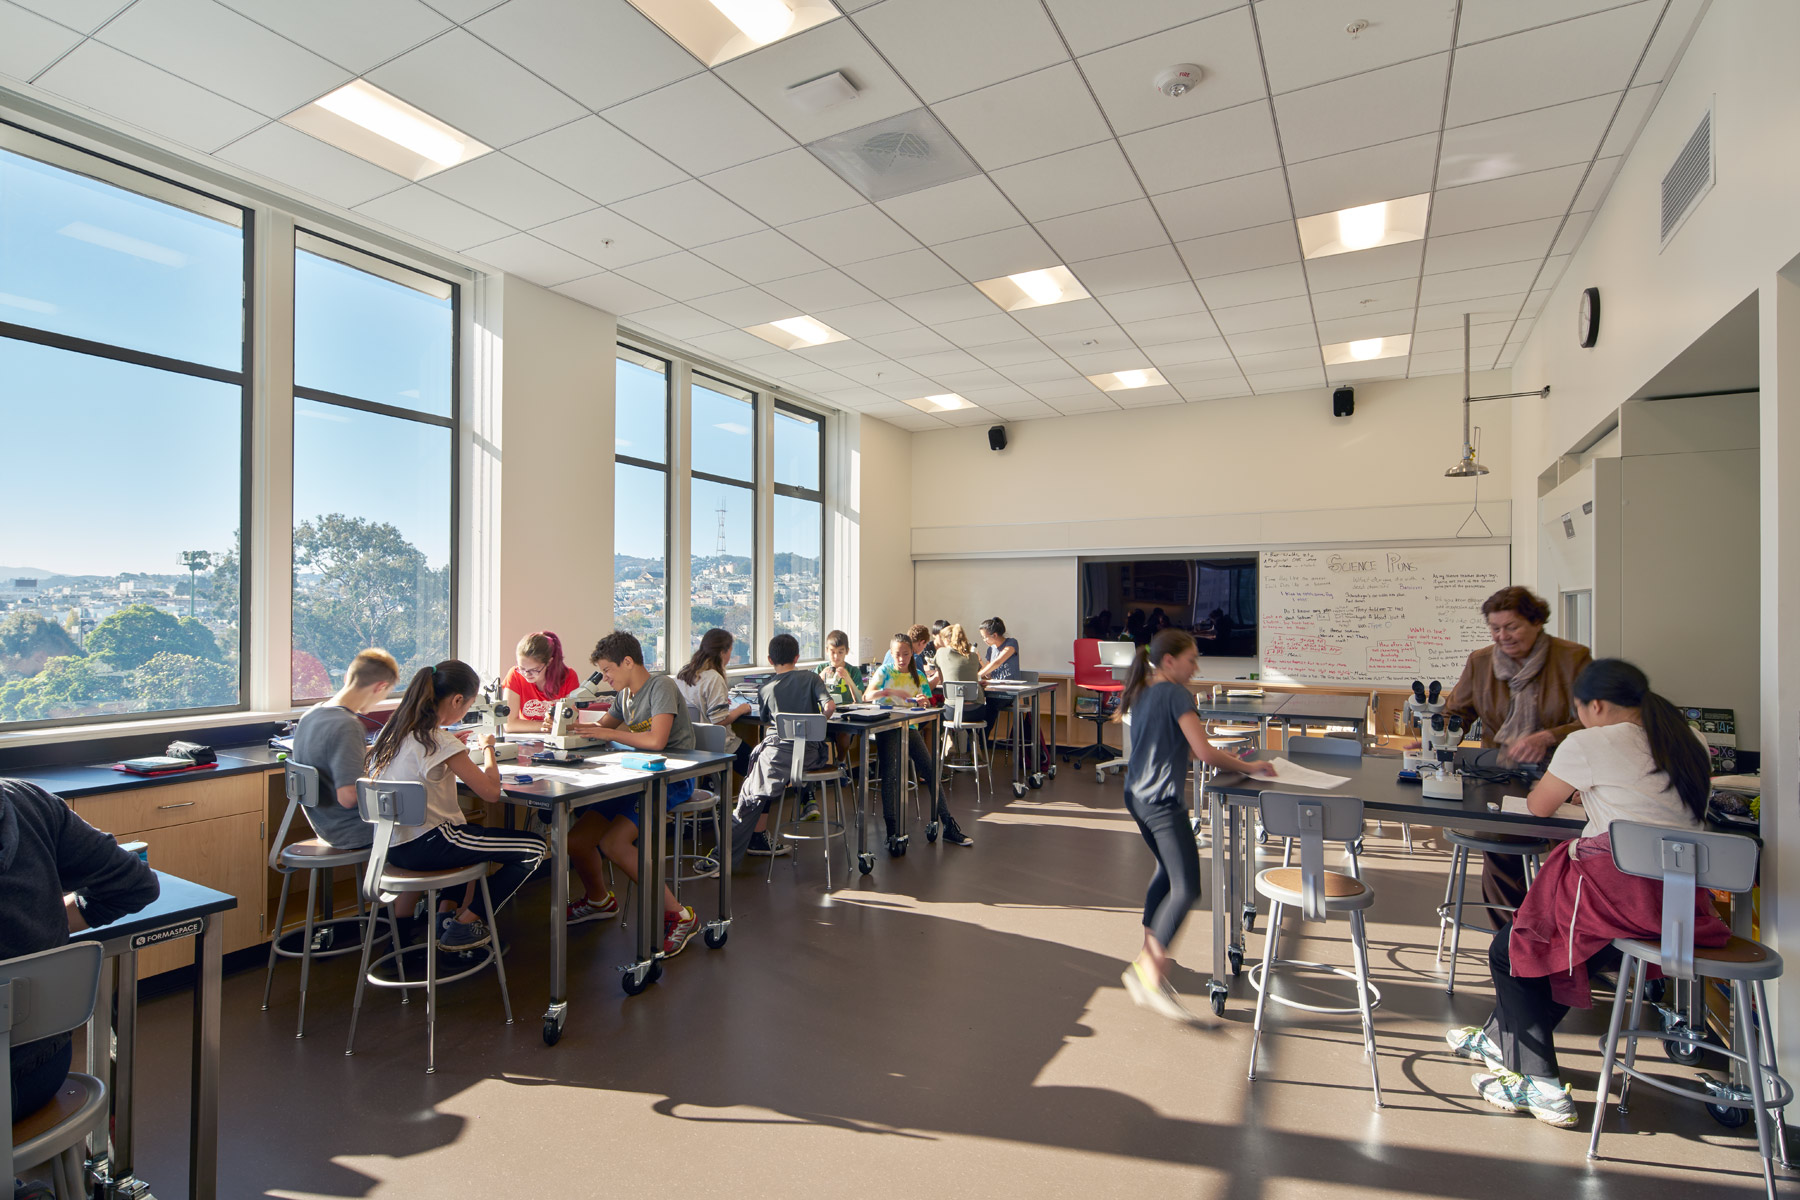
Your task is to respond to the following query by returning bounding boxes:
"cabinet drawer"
[73,771,268,839]
[117,809,266,978]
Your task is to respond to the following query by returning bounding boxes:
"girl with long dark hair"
[676,628,753,776]
[1117,629,1272,1021]
[867,633,971,850]
[371,660,546,952]
[1447,658,1723,1126]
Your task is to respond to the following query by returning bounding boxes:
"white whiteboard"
[1259,545,1510,688]
[913,557,1078,675]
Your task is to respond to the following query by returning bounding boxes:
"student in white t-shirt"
[675,628,752,777]
[368,660,546,954]
[1447,658,1713,1128]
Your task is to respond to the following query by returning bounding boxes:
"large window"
[690,375,756,666]
[615,347,670,669]
[0,135,247,728]
[773,402,825,661]
[291,233,454,700]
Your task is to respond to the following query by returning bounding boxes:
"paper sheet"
[501,765,601,784]
[1259,757,1350,789]
[1499,795,1587,823]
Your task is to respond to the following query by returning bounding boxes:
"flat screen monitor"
[1080,557,1258,659]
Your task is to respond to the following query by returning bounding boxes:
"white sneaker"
[1472,1070,1579,1127]
[1122,961,1198,1024]
[1446,1025,1505,1068]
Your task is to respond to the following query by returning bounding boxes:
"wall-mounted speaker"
[1332,386,1355,417]
[988,425,1008,451]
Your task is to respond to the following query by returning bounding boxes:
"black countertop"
[7,741,285,803]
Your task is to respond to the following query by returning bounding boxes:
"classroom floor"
[121,764,1783,1199]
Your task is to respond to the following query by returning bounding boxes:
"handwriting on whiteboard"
[1260,548,1508,687]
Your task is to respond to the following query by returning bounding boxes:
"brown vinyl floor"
[118,769,1786,1198]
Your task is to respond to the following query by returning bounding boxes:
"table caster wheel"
[1664,1034,1704,1065]
[1048,764,1058,778]
[621,961,661,997]
[1209,988,1227,1017]
[1644,976,1668,1004]
[542,1013,564,1045]
[1012,782,1026,799]
[1243,910,1256,933]
[1707,1101,1752,1128]
[703,925,728,949]
[1228,946,1244,976]
[1256,828,1268,846]
[926,821,939,843]
[858,854,874,875]
[1096,768,1106,784]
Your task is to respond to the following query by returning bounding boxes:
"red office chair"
[1069,638,1124,767]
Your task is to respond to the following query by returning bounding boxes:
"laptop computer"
[1097,641,1137,667]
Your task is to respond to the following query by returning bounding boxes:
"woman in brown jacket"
[1442,586,1592,924]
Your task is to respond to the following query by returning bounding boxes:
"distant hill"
[0,567,58,582]
[612,553,817,581]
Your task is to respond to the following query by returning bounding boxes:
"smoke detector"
[1153,64,1203,98]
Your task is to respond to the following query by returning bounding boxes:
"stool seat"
[1256,867,1374,910]
[1611,934,1783,980]
[278,838,371,869]
[378,863,490,891]
[11,1074,106,1170]
[798,765,844,783]
[1445,829,1552,856]
[671,791,716,814]
[1210,723,1259,736]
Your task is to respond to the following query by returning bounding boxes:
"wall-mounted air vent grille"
[807,109,980,203]
[1660,104,1714,247]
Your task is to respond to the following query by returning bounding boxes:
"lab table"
[827,705,945,874]
[982,679,1060,797]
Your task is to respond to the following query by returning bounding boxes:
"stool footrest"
[1248,959,1384,1015]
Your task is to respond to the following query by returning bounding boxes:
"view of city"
[613,549,823,670]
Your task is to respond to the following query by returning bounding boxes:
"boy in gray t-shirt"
[287,650,400,848]
[729,635,836,868]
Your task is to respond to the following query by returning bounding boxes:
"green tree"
[208,531,241,628]
[85,605,221,671]
[0,656,124,721]
[0,611,81,676]
[292,514,448,674]
[130,651,236,711]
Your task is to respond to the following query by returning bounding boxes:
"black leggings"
[1483,921,1622,1078]
[876,727,946,832]
[1127,792,1200,949]
[387,823,546,918]
[10,1034,72,1119]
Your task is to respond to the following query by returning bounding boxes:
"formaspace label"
[131,919,203,950]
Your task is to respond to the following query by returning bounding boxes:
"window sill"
[0,708,306,750]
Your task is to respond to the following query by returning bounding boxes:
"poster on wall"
[1259,545,1509,688]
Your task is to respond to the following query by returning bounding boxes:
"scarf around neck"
[1491,632,1551,747]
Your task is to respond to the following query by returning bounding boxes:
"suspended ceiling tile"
[1097,280,1210,323]
[1573,156,1622,211]
[1198,262,1308,310]
[894,348,984,376]
[10,0,130,33]
[689,327,798,361]
[889,283,1003,325]
[1602,84,1659,159]
[1256,0,1457,94]
[367,28,585,147]
[780,204,922,263]
[840,249,966,298]
[1309,276,1418,321]
[354,182,513,250]
[1417,260,1543,307]
[1177,222,1300,281]
[1145,337,1233,367]
[1121,101,1281,195]
[692,229,827,285]
[760,267,880,311]
[610,180,765,247]
[1246,366,1325,393]
[424,152,592,229]
[1120,311,1221,348]
[97,0,350,118]
[467,0,700,112]
[1211,294,1317,334]
[508,116,688,206]
[1457,0,1642,46]
[933,225,1060,281]
[614,251,746,301]
[36,40,266,151]
[1634,0,1706,86]
[1422,216,1561,275]
[704,147,867,226]
[1151,167,1291,242]
[854,0,1069,104]
[861,327,957,358]
[932,312,1030,349]
[1272,53,1448,164]
[989,140,1145,223]
[1315,310,1418,343]
[1000,358,1084,384]
[603,72,794,176]
[1445,2,1658,128]
[534,205,679,267]
[931,62,1111,171]
[466,231,597,287]
[0,2,88,80]
[1428,163,1587,236]
[1437,93,1617,188]
[1037,325,1133,356]
[629,302,732,340]
[219,0,449,75]
[1415,292,1526,329]
[1069,245,1190,297]
[714,18,919,144]
[1077,7,1266,135]
[1010,297,1115,337]
[1285,133,1439,218]
[811,298,920,338]
[1041,0,1236,57]
[553,270,670,315]
[1225,322,1318,356]
[1035,199,1170,264]
[877,174,1024,245]
[217,122,406,207]
[1301,240,1422,293]
[971,339,1060,367]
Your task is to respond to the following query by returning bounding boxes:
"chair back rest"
[1016,669,1040,685]
[270,759,327,869]
[691,723,728,753]
[1608,820,1758,980]
[0,941,103,1134]
[355,779,429,902]
[1072,638,1110,687]
[777,712,827,778]
[1258,792,1364,921]
[943,680,981,720]
[1286,734,1362,759]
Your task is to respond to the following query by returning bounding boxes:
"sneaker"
[1446,1025,1505,1068]
[662,905,699,958]
[1121,960,1198,1024]
[688,854,720,879]
[567,893,619,924]
[1472,1070,1579,1127]
[800,798,822,821]
[941,817,973,847]
[437,916,492,952]
[746,831,791,857]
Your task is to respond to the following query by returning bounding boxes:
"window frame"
[614,341,673,669]
[0,121,254,732]
[687,371,759,666]
[771,399,827,660]
[288,229,460,705]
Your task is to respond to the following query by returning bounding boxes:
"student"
[1116,629,1273,1022]
[502,630,607,737]
[366,661,547,952]
[563,632,701,957]
[290,648,399,849]
[675,628,752,777]
[0,778,158,1141]
[934,623,988,754]
[727,634,837,869]
[818,629,864,778]
[866,633,972,850]
[1445,658,1723,1127]
[976,616,1029,747]
[883,623,942,686]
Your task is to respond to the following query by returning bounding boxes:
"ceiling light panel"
[283,79,491,181]
[902,393,973,413]
[625,0,842,68]
[1086,367,1169,392]
[1321,334,1412,365]
[744,314,849,349]
[972,265,1090,312]
[1296,192,1431,259]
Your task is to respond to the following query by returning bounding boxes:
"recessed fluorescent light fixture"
[973,265,1090,312]
[1321,334,1412,364]
[1086,367,1168,391]
[744,315,849,350]
[902,393,972,413]
[282,79,491,181]
[625,0,841,67]
[1296,193,1431,259]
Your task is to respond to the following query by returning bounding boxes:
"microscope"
[1400,679,1445,739]
[1417,713,1466,800]
[542,671,613,752]
[465,677,519,761]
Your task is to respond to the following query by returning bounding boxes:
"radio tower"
[713,500,728,599]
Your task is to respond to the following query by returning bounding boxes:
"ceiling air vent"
[1660,103,1714,248]
[806,109,980,203]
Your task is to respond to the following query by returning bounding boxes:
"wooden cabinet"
[78,771,272,978]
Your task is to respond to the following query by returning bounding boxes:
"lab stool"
[770,719,854,891]
[941,682,994,805]
[1435,829,1549,996]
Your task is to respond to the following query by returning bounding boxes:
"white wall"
[912,373,1514,559]
[463,276,616,684]
[853,413,915,664]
